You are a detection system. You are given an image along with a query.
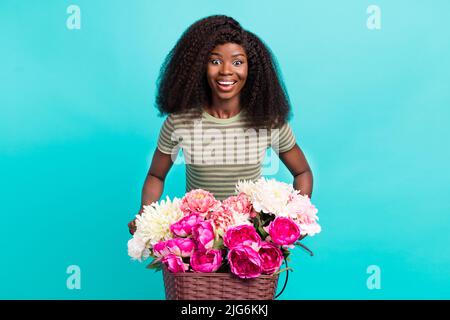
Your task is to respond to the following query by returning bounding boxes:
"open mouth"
[216,80,237,91]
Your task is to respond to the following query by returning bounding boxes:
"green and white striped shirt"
[157,108,296,200]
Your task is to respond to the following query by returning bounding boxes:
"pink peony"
[170,213,204,237]
[153,240,170,258]
[180,189,219,218]
[208,204,234,235]
[286,192,321,236]
[228,244,262,279]
[166,238,195,257]
[223,193,255,218]
[192,221,215,250]
[161,254,188,273]
[267,217,301,246]
[223,225,261,250]
[190,249,223,273]
[259,242,283,274]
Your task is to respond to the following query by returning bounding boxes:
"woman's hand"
[128,207,145,235]
[128,218,137,235]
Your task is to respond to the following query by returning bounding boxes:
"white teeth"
[217,81,236,85]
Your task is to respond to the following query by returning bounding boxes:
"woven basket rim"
[162,265,279,279]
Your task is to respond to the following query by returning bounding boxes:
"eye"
[210,59,221,65]
[233,60,243,66]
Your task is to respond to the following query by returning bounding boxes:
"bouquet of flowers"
[127,177,320,279]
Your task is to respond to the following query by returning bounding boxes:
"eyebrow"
[210,52,246,58]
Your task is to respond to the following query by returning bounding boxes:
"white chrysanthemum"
[135,196,184,247]
[235,179,257,197]
[251,177,293,215]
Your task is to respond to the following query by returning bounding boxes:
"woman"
[129,15,313,234]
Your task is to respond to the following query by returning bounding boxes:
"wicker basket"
[162,265,280,300]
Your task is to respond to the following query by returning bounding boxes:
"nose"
[219,61,233,75]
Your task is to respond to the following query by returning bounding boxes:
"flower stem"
[295,242,314,256]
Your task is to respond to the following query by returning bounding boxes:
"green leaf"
[213,237,225,250]
[294,241,314,256]
[298,234,308,241]
[273,267,294,276]
[146,259,163,272]
[258,226,269,238]
[254,215,262,228]
[261,213,275,225]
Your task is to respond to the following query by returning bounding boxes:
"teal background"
[1,0,449,299]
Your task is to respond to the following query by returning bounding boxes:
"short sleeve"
[270,122,296,153]
[157,115,180,155]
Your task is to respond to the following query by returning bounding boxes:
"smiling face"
[206,43,248,103]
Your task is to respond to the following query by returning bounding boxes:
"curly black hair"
[156,15,292,129]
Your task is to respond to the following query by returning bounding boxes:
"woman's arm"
[128,147,175,234]
[139,148,175,210]
[278,144,313,198]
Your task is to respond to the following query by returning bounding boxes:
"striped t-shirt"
[157,108,296,200]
